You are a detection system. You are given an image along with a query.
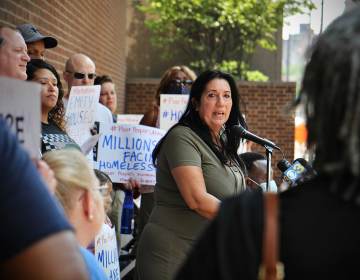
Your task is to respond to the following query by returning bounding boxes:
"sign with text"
[65,85,100,146]
[95,123,165,185]
[95,224,120,280]
[117,114,143,125]
[0,77,41,158]
[159,94,189,131]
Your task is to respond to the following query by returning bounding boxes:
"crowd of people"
[2,5,360,279]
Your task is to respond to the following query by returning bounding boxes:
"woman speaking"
[136,70,247,279]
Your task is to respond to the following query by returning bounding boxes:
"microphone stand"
[264,145,273,192]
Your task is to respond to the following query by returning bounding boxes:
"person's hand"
[113,179,142,198]
[34,159,57,194]
[127,178,141,199]
[90,123,98,136]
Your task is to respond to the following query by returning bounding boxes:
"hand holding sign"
[95,124,166,185]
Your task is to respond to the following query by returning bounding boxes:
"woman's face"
[99,82,117,113]
[167,70,193,95]
[197,78,232,135]
[33,68,58,113]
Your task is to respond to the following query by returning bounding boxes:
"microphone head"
[277,159,292,172]
[230,125,246,137]
[293,158,316,175]
[293,158,309,167]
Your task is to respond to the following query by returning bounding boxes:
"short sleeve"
[0,120,72,261]
[161,126,202,169]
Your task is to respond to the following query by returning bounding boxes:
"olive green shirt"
[150,125,246,240]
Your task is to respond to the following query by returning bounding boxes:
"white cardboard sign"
[65,85,100,146]
[95,224,120,280]
[116,114,143,125]
[95,123,166,185]
[159,94,189,131]
[0,77,41,158]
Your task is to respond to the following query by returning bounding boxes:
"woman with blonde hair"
[43,149,107,280]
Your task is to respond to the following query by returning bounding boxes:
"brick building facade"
[126,79,296,178]
[0,0,127,112]
[1,0,296,174]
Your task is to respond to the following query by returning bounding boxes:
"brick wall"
[126,79,296,179]
[0,0,127,113]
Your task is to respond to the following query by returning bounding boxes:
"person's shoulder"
[79,247,108,280]
[168,125,195,138]
[97,103,111,114]
[96,103,113,122]
[140,104,159,127]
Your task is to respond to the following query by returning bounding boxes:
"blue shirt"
[79,247,108,280]
[0,119,72,261]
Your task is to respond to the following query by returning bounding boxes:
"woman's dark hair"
[94,169,113,186]
[239,152,266,175]
[153,70,247,169]
[297,6,360,202]
[94,75,113,86]
[26,59,65,130]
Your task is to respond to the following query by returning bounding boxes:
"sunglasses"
[171,79,193,85]
[67,71,96,80]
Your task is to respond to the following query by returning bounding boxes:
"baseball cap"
[16,23,57,48]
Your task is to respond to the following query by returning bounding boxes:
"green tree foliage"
[137,0,315,80]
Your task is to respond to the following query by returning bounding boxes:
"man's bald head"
[63,53,96,96]
[0,27,30,80]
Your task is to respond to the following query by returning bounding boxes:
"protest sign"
[117,114,143,125]
[95,123,165,185]
[0,77,41,158]
[95,224,120,280]
[65,85,100,147]
[159,94,189,130]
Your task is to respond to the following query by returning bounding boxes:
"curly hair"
[26,59,65,130]
[94,74,113,86]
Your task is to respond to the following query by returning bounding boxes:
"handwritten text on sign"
[159,94,189,131]
[96,123,165,185]
[0,77,41,158]
[95,224,120,280]
[65,85,100,146]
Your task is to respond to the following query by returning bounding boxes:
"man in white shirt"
[63,53,113,123]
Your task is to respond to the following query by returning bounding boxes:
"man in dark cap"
[16,23,57,60]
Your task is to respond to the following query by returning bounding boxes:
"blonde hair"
[155,65,197,105]
[42,149,99,215]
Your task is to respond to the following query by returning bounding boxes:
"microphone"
[231,125,280,150]
[294,158,317,177]
[277,158,316,187]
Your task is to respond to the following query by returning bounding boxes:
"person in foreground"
[0,120,88,279]
[176,7,360,280]
[43,149,108,280]
[136,70,247,280]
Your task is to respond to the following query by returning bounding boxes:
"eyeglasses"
[66,71,96,80]
[171,79,193,85]
[94,184,109,195]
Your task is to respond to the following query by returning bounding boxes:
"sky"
[283,0,346,40]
